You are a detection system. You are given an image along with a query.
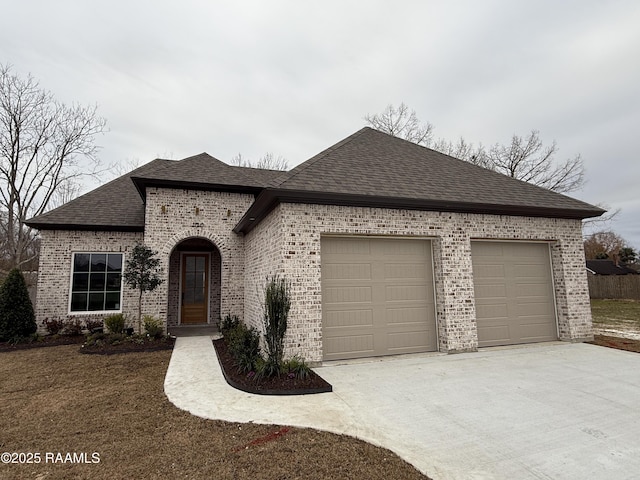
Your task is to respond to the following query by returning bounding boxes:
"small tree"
[0,268,36,340]
[122,244,164,332]
[262,275,291,374]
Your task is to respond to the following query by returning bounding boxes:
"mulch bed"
[0,334,85,352]
[80,336,175,355]
[212,338,332,395]
[587,334,640,354]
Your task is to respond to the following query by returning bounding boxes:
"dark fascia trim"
[131,176,264,201]
[24,221,144,232]
[233,188,606,234]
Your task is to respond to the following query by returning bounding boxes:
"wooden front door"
[181,253,209,324]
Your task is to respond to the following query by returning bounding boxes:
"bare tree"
[365,104,585,194]
[230,152,288,171]
[583,203,620,237]
[0,64,107,269]
[364,102,434,146]
[483,130,584,193]
[431,136,487,165]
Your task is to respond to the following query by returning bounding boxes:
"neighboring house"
[586,259,639,275]
[26,127,604,362]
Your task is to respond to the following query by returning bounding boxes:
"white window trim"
[68,252,125,316]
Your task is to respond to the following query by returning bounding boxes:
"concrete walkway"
[164,337,640,480]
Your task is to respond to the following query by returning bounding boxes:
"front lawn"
[591,299,640,333]
[0,345,427,480]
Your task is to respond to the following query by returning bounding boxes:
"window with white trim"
[70,253,123,312]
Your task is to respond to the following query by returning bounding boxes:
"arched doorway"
[166,238,221,327]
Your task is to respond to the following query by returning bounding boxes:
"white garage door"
[471,241,557,347]
[321,236,437,361]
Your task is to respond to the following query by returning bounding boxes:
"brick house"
[26,127,604,362]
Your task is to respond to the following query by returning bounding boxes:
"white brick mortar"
[34,230,143,333]
[143,188,254,327]
[244,203,591,362]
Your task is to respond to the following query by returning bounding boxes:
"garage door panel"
[323,237,371,255]
[323,286,372,303]
[474,264,506,278]
[387,330,432,351]
[324,334,374,358]
[472,241,557,348]
[385,284,429,302]
[323,263,372,280]
[322,237,437,360]
[384,263,427,279]
[478,325,512,344]
[515,263,549,277]
[515,283,550,297]
[324,309,373,328]
[474,284,507,298]
[382,239,427,256]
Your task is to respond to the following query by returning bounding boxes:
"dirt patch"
[213,338,332,395]
[587,334,640,354]
[0,344,428,480]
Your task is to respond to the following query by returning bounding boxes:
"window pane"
[72,273,89,291]
[91,254,107,272]
[106,273,121,290]
[105,292,120,310]
[186,256,195,271]
[74,254,90,272]
[89,272,106,290]
[196,256,205,271]
[88,293,105,311]
[107,254,122,272]
[195,273,204,289]
[71,293,87,311]
[185,273,195,289]
[194,290,204,303]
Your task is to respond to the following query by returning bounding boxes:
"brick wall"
[35,193,591,361]
[260,203,592,362]
[34,229,143,333]
[142,188,254,327]
[243,204,285,333]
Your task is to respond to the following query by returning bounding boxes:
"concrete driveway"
[165,338,640,480]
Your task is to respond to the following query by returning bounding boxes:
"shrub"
[63,317,84,336]
[143,315,164,338]
[0,268,37,341]
[84,332,106,347]
[42,316,66,336]
[262,275,291,370]
[84,318,104,333]
[219,314,240,336]
[104,313,125,334]
[225,322,261,374]
[282,355,312,380]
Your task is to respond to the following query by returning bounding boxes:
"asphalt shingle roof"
[26,159,172,231]
[27,127,604,232]
[586,260,639,275]
[274,127,599,213]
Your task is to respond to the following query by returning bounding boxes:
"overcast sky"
[2,1,639,248]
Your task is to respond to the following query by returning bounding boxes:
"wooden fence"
[588,274,640,300]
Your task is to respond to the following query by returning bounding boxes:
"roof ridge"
[274,127,372,187]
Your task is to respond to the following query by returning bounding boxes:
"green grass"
[591,299,640,330]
